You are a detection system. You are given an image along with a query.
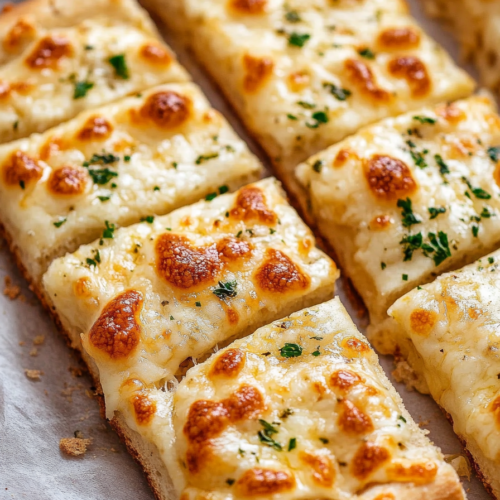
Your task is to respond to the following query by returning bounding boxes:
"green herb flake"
[319,437,329,444]
[102,220,115,239]
[196,153,219,165]
[306,111,329,129]
[400,233,422,261]
[311,347,321,357]
[428,206,446,219]
[153,186,160,191]
[463,177,491,199]
[226,479,235,486]
[434,154,450,175]
[236,230,243,238]
[280,408,294,419]
[381,262,387,270]
[213,280,237,299]
[53,218,67,228]
[98,196,110,202]
[218,185,228,195]
[285,10,301,23]
[13,120,19,131]
[270,228,276,234]
[323,83,352,101]
[108,54,129,79]
[86,257,98,268]
[402,274,408,281]
[287,113,298,120]
[73,80,94,99]
[279,343,303,358]
[288,438,297,451]
[398,415,407,423]
[488,146,500,163]
[412,115,436,125]
[205,192,218,201]
[258,419,282,451]
[297,101,315,109]
[310,336,323,340]
[481,206,494,218]
[88,168,118,185]
[406,140,428,169]
[489,257,495,264]
[312,159,324,173]
[424,231,452,266]
[397,197,421,228]
[141,215,154,223]
[19,180,25,189]
[358,47,375,59]
[472,224,479,237]
[288,32,311,47]
[170,315,174,320]
[195,301,201,307]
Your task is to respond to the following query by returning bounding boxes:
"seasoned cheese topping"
[148,298,462,499]
[42,178,338,418]
[297,96,500,340]
[0,83,262,281]
[0,17,188,142]
[150,0,473,175]
[388,250,500,494]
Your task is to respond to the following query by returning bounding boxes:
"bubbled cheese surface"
[0,83,262,281]
[297,96,500,333]
[156,298,463,499]
[42,178,338,419]
[150,0,473,173]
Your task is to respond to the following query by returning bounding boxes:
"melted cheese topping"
[0,83,262,281]
[297,96,500,338]
[0,18,188,142]
[42,178,338,418]
[147,298,461,499]
[149,0,473,174]
[388,250,500,493]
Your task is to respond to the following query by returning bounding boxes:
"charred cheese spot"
[74,277,94,299]
[299,451,335,487]
[229,0,267,14]
[88,290,143,359]
[410,309,437,336]
[226,307,240,325]
[48,166,87,196]
[184,400,229,442]
[377,27,420,50]
[352,442,391,480]
[139,43,172,66]
[341,337,370,357]
[230,186,277,224]
[77,116,113,141]
[287,71,310,92]
[131,392,157,425]
[388,56,431,98]
[374,495,395,500]
[255,249,310,294]
[39,137,63,161]
[235,468,295,496]
[139,91,191,129]
[224,385,264,421]
[364,155,416,200]
[333,149,353,168]
[216,237,252,261]
[209,348,246,378]
[243,54,274,93]
[345,59,391,102]
[490,396,500,427]
[3,151,42,187]
[436,103,465,123]
[371,215,392,230]
[186,442,216,475]
[3,19,36,53]
[329,369,362,392]
[387,461,438,484]
[338,400,374,435]
[0,81,9,99]
[155,234,223,289]
[25,35,72,69]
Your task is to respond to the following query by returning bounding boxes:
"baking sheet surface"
[0,1,490,498]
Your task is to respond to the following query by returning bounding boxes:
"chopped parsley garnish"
[196,153,219,165]
[288,438,297,451]
[153,186,160,191]
[297,101,315,109]
[170,315,174,320]
[285,10,301,23]
[402,274,408,281]
[280,343,303,358]
[258,420,282,451]
[280,408,294,418]
[288,32,310,47]
[219,185,229,195]
[481,206,494,218]
[488,146,500,163]
[205,192,217,201]
[73,80,94,99]
[319,437,329,444]
[98,195,110,202]
[489,257,495,264]
[53,218,66,228]
[86,251,100,267]
[84,153,120,166]
[406,140,428,169]
[236,230,243,238]
[463,177,491,199]
[397,198,421,228]
[306,111,329,129]
[434,154,449,175]
[88,168,118,185]
[412,115,436,125]
[270,228,276,234]
[312,159,324,173]
[472,223,479,237]
[226,479,235,486]
[311,347,321,357]
[19,180,25,189]
[310,336,323,340]
[428,206,446,219]
[124,155,131,162]
[400,233,423,261]
[86,257,98,268]
[358,48,375,59]
[195,301,201,307]
[323,82,352,101]
[381,262,386,270]
[398,415,407,423]
[13,120,19,131]
[108,54,129,79]
[424,231,452,266]
[287,113,298,120]
[141,215,154,223]
[213,280,237,299]
[102,220,115,239]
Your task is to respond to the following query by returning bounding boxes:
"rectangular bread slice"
[0,82,262,284]
[388,250,500,498]
[421,0,500,93]
[42,177,338,421]
[112,298,465,500]
[296,95,500,354]
[0,0,189,142]
[143,0,474,199]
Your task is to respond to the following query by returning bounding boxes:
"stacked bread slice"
[2,0,498,499]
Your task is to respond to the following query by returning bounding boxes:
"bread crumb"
[69,366,84,378]
[18,341,25,346]
[59,437,92,457]
[29,347,38,357]
[33,335,45,345]
[3,276,21,300]
[25,369,42,380]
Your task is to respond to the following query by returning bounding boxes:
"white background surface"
[0,1,491,499]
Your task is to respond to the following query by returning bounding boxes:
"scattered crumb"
[3,276,21,300]
[61,383,83,402]
[29,347,38,357]
[74,430,84,439]
[59,437,92,457]
[33,335,45,346]
[85,389,95,399]
[24,369,42,380]
[18,341,25,346]
[418,419,430,428]
[69,366,84,378]
[445,454,471,480]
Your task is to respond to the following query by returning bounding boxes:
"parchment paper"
[0,1,491,498]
